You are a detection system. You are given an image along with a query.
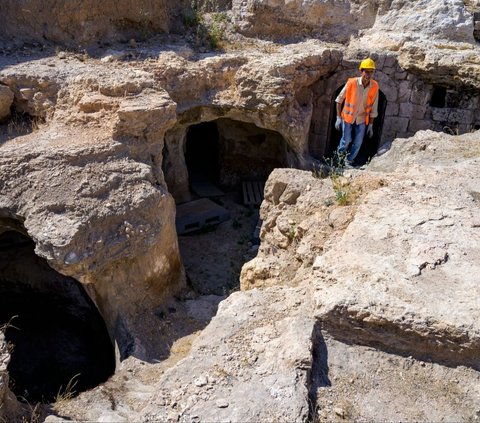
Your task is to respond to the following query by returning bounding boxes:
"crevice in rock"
[0,230,115,403]
[174,117,289,296]
[308,321,331,422]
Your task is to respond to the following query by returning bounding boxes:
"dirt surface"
[178,191,260,296]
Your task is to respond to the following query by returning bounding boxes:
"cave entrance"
[0,230,115,403]
[185,118,288,192]
[180,118,288,294]
[326,87,387,166]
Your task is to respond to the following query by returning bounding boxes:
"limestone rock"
[0,125,185,359]
[60,286,316,422]
[370,0,474,43]
[0,0,178,47]
[232,0,475,44]
[244,129,480,371]
[232,0,378,42]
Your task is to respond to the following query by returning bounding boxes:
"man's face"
[361,69,374,83]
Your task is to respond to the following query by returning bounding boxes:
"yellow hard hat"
[359,58,376,70]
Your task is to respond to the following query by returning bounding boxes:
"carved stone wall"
[309,54,480,160]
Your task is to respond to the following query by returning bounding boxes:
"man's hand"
[335,117,342,131]
[367,123,373,138]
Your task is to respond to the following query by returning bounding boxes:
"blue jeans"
[337,121,366,163]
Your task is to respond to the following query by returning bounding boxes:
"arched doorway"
[0,230,115,403]
[178,118,289,295]
[185,118,288,191]
[326,87,387,166]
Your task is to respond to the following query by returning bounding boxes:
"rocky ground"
[0,1,479,422]
[33,129,480,423]
[178,192,260,296]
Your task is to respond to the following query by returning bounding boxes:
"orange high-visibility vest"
[341,78,379,125]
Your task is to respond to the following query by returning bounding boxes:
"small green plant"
[287,223,297,241]
[184,0,229,50]
[183,11,198,27]
[334,187,351,206]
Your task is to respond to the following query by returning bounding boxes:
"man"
[335,58,379,166]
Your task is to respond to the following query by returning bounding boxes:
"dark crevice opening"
[179,118,289,295]
[185,118,289,193]
[430,86,447,108]
[0,230,115,403]
[308,322,331,422]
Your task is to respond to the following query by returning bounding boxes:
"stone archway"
[186,118,289,190]
[0,229,115,403]
[164,117,290,203]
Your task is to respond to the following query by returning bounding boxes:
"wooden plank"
[242,181,265,206]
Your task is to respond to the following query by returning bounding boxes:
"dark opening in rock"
[186,121,221,186]
[0,230,115,403]
[430,86,447,108]
[185,118,288,190]
[0,110,45,142]
[326,87,387,166]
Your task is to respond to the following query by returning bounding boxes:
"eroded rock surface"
[0,0,479,420]
[42,130,480,422]
[0,125,185,360]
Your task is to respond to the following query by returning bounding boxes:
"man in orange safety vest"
[335,58,379,166]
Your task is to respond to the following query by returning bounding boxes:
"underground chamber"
[0,230,115,403]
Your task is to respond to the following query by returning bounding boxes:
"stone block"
[448,109,474,124]
[398,81,411,103]
[431,108,449,122]
[399,103,426,119]
[383,67,395,76]
[383,85,398,103]
[389,117,410,133]
[410,88,428,105]
[410,81,429,104]
[395,71,407,80]
[409,119,432,133]
[385,102,399,117]
[384,55,397,68]
[375,55,386,70]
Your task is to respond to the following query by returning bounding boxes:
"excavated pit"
[178,118,289,295]
[0,230,115,403]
